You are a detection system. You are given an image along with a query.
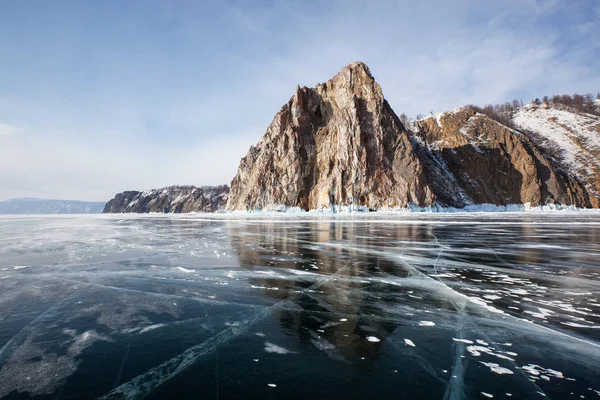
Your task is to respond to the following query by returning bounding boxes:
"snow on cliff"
[514,104,600,197]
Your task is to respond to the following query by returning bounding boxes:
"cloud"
[0,124,22,136]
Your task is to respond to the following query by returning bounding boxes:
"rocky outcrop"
[416,108,593,207]
[227,62,596,210]
[513,104,600,207]
[227,62,453,211]
[103,185,229,213]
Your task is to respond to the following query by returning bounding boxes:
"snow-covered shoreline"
[3,203,600,217]
[219,202,591,214]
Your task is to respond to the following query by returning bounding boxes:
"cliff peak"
[339,61,372,75]
[227,63,437,211]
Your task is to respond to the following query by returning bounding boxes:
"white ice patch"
[366,336,381,342]
[12,265,28,270]
[479,362,514,375]
[520,364,565,380]
[483,295,502,301]
[139,323,167,334]
[467,296,506,314]
[452,338,474,344]
[561,322,599,329]
[404,339,416,347]
[288,269,318,276]
[524,307,554,320]
[481,392,494,398]
[508,288,528,295]
[466,345,514,361]
[250,285,279,291]
[255,270,279,276]
[175,267,195,273]
[268,383,277,388]
[418,321,435,327]
[264,342,294,354]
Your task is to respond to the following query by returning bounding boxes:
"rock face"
[416,108,594,207]
[103,185,229,213]
[227,62,444,211]
[513,104,600,207]
[228,62,596,210]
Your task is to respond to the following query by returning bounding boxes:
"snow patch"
[479,362,514,375]
[264,342,294,354]
[452,338,474,344]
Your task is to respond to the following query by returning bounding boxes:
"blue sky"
[0,0,598,201]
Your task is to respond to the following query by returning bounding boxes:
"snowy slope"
[514,104,600,198]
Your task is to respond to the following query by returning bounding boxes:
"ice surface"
[0,212,599,399]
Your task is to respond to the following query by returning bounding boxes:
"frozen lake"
[0,213,599,399]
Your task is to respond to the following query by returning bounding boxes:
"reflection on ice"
[0,212,599,399]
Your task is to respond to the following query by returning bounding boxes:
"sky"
[0,0,599,201]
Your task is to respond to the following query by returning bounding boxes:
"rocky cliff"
[103,185,229,213]
[227,62,457,211]
[227,62,596,210]
[416,107,594,207]
[513,104,600,207]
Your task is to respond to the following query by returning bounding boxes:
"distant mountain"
[0,198,106,214]
[103,185,229,213]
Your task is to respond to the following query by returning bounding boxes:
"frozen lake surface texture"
[0,213,599,399]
